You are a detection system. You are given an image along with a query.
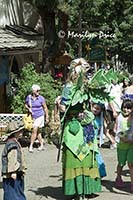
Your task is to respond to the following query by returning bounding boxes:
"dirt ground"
[0,142,133,200]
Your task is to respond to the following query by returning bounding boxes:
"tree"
[23,0,133,73]
[66,0,133,72]
[24,0,70,72]
[10,63,61,114]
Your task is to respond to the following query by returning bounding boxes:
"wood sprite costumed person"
[58,63,117,200]
[62,104,101,200]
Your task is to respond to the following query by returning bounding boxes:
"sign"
[89,47,106,62]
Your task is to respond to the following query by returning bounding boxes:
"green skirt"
[62,146,101,195]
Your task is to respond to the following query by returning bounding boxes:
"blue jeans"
[3,176,26,200]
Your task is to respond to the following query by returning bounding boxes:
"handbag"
[23,113,33,131]
[23,95,33,131]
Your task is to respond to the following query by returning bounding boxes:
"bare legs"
[115,164,125,188]
[37,132,44,146]
[115,163,133,192]
[29,127,44,152]
[116,164,123,180]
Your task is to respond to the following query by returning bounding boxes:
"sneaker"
[115,178,125,188]
[38,145,45,151]
[29,147,33,153]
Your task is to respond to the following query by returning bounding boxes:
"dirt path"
[0,143,133,200]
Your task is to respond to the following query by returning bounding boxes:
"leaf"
[82,93,88,101]
[89,88,112,104]
[71,90,82,106]
[88,69,109,88]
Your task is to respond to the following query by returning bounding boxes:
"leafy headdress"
[61,60,126,122]
[62,67,117,114]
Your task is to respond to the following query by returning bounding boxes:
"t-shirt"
[105,83,122,112]
[115,113,133,149]
[25,95,45,119]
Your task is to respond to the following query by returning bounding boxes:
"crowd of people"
[1,58,133,200]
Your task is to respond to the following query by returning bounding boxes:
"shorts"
[117,147,133,166]
[33,116,44,128]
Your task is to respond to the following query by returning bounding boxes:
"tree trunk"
[38,7,59,73]
[58,11,68,53]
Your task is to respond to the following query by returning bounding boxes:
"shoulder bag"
[23,95,33,131]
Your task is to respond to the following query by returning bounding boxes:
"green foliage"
[11,63,62,115]
[89,88,113,104]
[88,69,110,88]
[24,0,133,72]
[57,2,71,14]
[116,71,129,82]
[66,0,133,71]
[71,89,88,106]
[65,69,116,108]
[105,68,118,84]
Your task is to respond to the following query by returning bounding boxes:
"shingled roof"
[0,29,37,51]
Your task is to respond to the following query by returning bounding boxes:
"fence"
[0,113,25,137]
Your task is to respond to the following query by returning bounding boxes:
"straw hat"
[6,121,24,136]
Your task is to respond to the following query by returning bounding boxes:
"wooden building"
[0,0,43,113]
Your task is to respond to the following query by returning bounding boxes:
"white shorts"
[33,116,44,128]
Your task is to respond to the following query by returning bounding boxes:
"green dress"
[62,119,101,196]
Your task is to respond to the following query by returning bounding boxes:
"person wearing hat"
[25,84,49,153]
[1,121,27,200]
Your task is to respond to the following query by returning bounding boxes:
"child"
[1,121,27,200]
[90,101,116,178]
[114,100,133,192]
[90,101,115,147]
[90,102,107,178]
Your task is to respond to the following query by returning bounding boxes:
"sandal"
[115,177,125,188]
